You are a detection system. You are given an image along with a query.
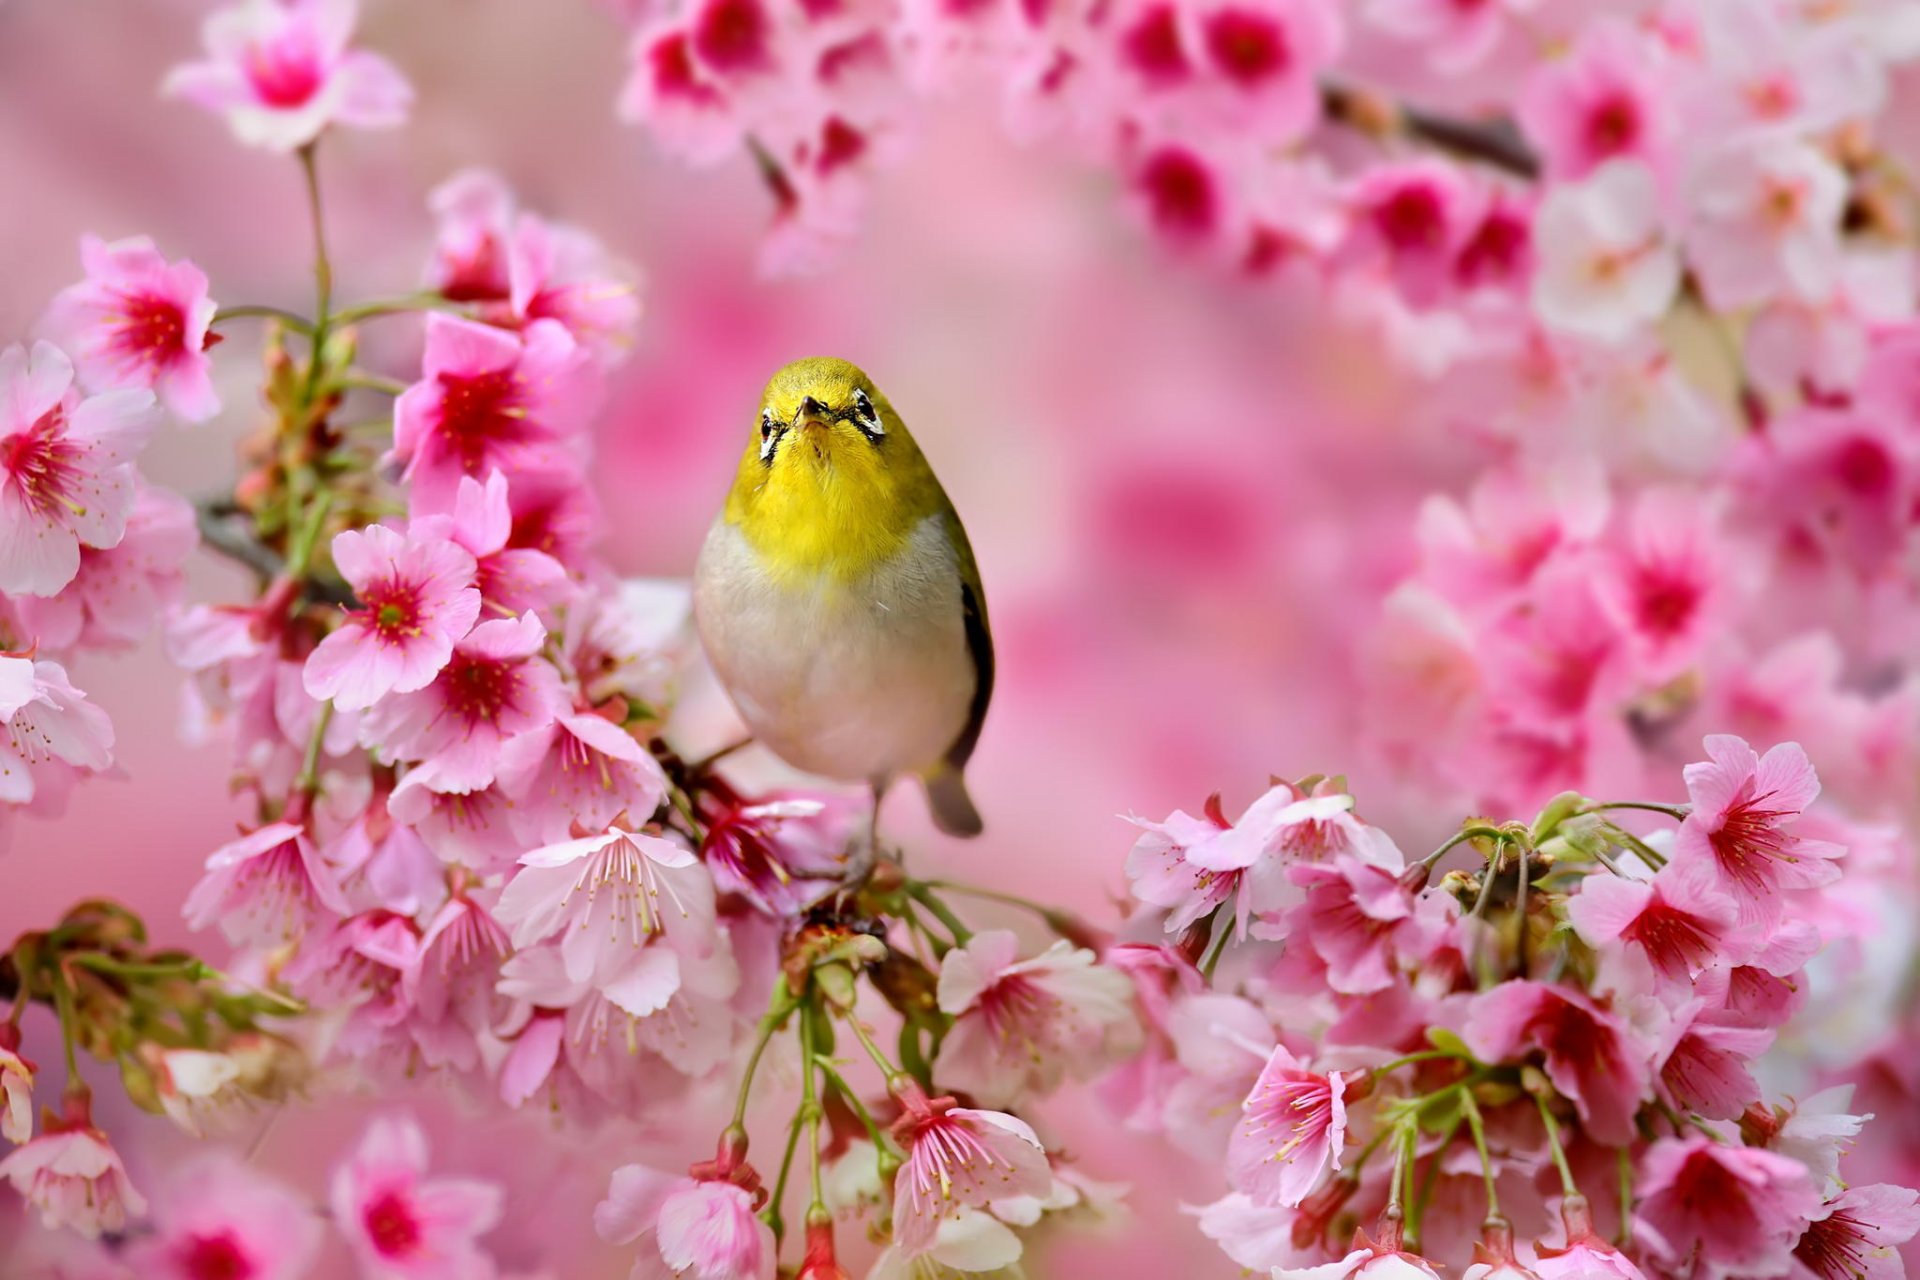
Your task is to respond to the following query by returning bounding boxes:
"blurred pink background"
[0,1,1475,1273]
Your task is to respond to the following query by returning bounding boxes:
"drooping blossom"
[182,820,350,946]
[14,482,197,651]
[1224,1045,1346,1208]
[1464,980,1651,1145]
[163,0,413,152]
[0,655,116,805]
[696,790,858,916]
[493,824,707,983]
[889,1087,1052,1256]
[1535,1196,1648,1280]
[125,1155,323,1280]
[0,1127,147,1239]
[0,341,158,597]
[595,1163,777,1280]
[1634,1136,1823,1278]
[1272,1229,1444,1280]
[301,524,481,711]
[932,930,1137,1107]
[1674,735,1844,929]
[1566,855,1739,986]
[330,1114,502,1280]
[1788,1183,1920,1280]
[391,315,594,511]
[38,236,220,422]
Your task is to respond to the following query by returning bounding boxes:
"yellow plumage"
[695,357,993,838]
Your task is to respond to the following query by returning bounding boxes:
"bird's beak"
[794,396,832,433]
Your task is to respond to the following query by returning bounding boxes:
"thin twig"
[1322,82,1542,180]
[193,499,357,608]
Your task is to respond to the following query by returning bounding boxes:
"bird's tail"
[923,766,984,838]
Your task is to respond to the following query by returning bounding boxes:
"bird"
[693,357,993,846]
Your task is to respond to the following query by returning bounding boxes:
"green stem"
[1422,826,1506,868]
[1615,1146,1634,1247]
[211,304,314,334]
[68,954,205,981]
[1372,1049,1460,1077]
[1200,913,1233,979]
[338,371,408,396]
[1603,823,1669,870]
[1407,1116,1459,1249]
[731,986,797,1130]
[763,1099,805,1244]
[297,142,333,402]
[906,885,972,945]
[284,490,334,581]
[1534,1093,1579,1196]
[1589,801,1689,821]
[841,1008,903,1083]
[1461,1091,1500,1218]
[815,1055,889,1152]
[802,1009,827,1215]
[293,701,335,802]
[1515,837,1531,975]
[329,292,470,326]
[917,880,1088,938]
[50,969,82,1082]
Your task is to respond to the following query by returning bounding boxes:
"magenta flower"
[302,524,481,712]
[497,710,669,846]
[1224,1045,1346,1208]
[1290,855,1419,995]
[1655,988,1771,1120]
[163,0,412,152]
[330,1115,502,1280]
[493,825,707,983]
[182,820,350,946]
[1790,1184,1920,1280]
[1591,488,1723,683]
[889,1088,1052,1257]
[39,236,219,423]
[1515,19,1674,182]
[1463,980,1652,1145]
[0,341,158,598]
[126,1155,322,1280]
[392,315,594,511]
[1635,1136,1822,1278]
[0,655,116,805]
[1675,735,1844,929]
[1567,856,1740,988]
[595,1164,777,1280]
[410,471,572,617]
[0,1127,147,1238]
[933,929,1137,1107]
[1126,804,1240,932]
[697,790,859,917]
[358,612,565,791]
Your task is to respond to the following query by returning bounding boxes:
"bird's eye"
[760,410,776,438]
[852,389,884,439]
[758,409,781,462]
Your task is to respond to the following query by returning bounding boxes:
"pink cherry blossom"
[0,341,158,598]
[1287,856,1421,995]
[1590,488,1722,683]
[1464,981,1651,1145]
[1789,1183,1920,1280]
[697,790,859,916]
[1516,20,1675,182]
[595,1164,777,1280]
[125,1155,323,1280]
[163,0,413,152]
[496,710,669,845]
[1567,856,1739,987]
[301,524,481,712]
[1224,1045,1346,1208]
[410,471,572,617]
[0,1032,34,1144]
[493,824,707,983]
[1675,735,1844,930]
[1734,404,1917,577]
[1531,160,1680,344]
[1536,1196,1648,1280]
[619,25,747,167]
[1686,141,1847,310]
[358,612,565,791]
[932,929,1137,1106]
[1634,1136,1822,1278]
[0,1127,146,1239]
[183,820,350,946]
[1125,803,1239,932]
[330,1114,502,1280]
[889,1088,1052,1256]
[1655,987,1771,1120]
[1273,1231,1443,1280]
[392,315,595,511]
[1341,160,1482,307]
[1365,0,1523,74]
[14,482,197,651]
[0,655,116,805]
[38,236,219,422]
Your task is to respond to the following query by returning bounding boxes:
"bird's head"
[725,357,939,579]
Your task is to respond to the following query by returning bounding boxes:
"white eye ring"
[853,389,884,436]
[759,409,779,460]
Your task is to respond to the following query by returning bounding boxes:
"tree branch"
[1322,82,1541,181]
[194,499,357,609]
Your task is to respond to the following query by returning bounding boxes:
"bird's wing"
[943,507,994,772]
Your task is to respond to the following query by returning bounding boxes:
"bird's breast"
[693,514,975,783]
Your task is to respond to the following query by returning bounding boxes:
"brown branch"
[194,498,357,609]
[1322,82,1541,181]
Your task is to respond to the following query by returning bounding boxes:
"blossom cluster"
[1114,736,1920,1280]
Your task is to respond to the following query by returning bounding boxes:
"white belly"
[692,515,976,784]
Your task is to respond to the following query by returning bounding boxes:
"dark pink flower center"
[245,37,326,108]
[1626,896,1720,978]
[436,369,529,476]
[1456,209,1530,286]
[1204,9,1289,86]
[359,580,424,646]
[1634,567,1700,638]
[1139,148,1217,239]
[1708,786,1796,892]
[364,1188,423,1257]
[1832,435,1894,496]
[109,289,189,365]
[1584,93,1642,159]
[3,407,88,523]
[1122,6,1189,85]
[817,118,867,177]
[178,1232,254,1280]
[1373,184,1447,252]
[650,33,725,106]
[1794,1209,1871,1280]
[694,0,773,74]
[439,240,509,304]
[440,651,522,726]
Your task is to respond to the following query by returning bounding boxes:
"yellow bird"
[693,357,993,841]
